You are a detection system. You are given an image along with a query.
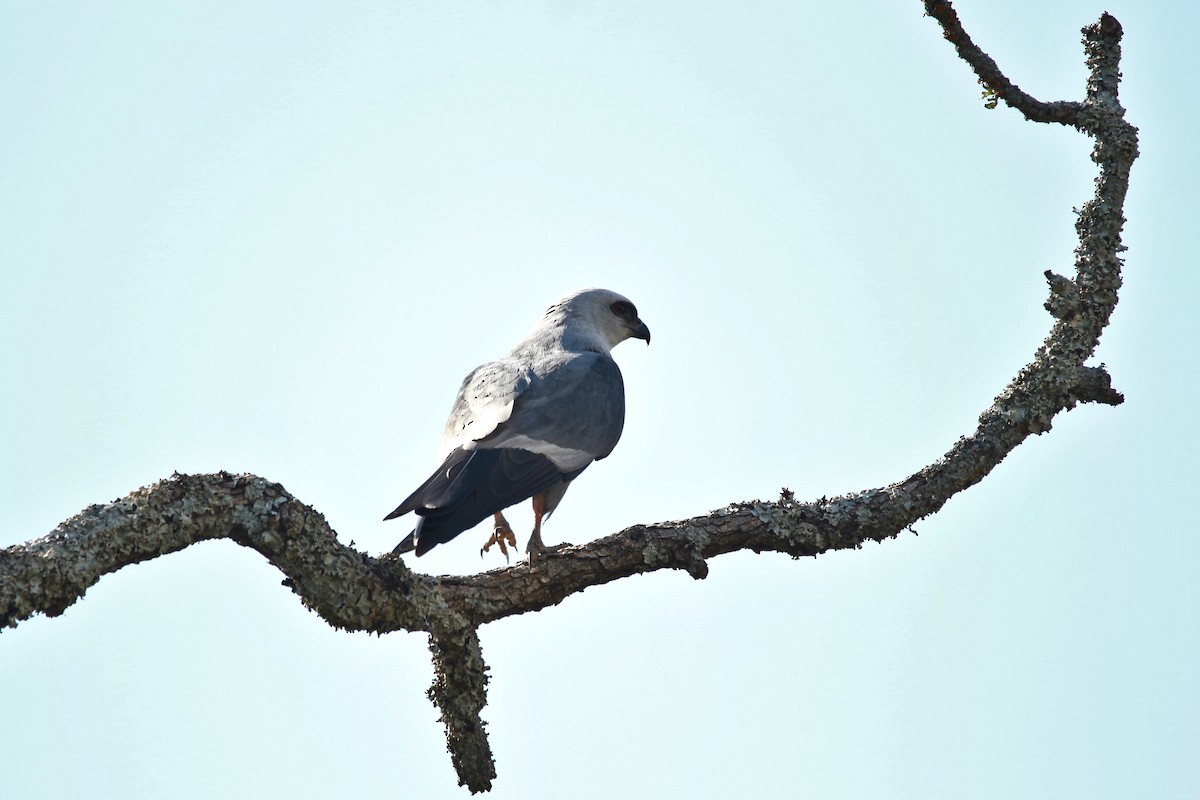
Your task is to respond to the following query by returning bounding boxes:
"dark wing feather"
[383,447,475,521]
[387,447,577,556]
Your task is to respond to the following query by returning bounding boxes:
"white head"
[542,287,651,353]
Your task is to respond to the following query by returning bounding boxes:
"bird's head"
[548,287,651,353]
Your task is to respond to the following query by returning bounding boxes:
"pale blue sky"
[2,1,1196,798]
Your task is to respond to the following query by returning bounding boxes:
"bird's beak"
[631,320,651,344]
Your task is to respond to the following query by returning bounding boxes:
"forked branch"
[0,3,1137,793]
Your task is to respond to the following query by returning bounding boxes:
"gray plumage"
[386,287,650,558]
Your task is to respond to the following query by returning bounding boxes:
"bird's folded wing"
[436,359,529,460]
[476,352,626,469]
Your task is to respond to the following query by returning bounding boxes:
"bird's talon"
[481,524,518,562]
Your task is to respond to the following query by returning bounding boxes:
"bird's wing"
[435,358,531,461]
[476,351,626,470]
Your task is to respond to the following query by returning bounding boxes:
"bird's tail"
[392,531,417,555]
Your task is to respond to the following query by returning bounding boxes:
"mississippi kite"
[385,287,650,562]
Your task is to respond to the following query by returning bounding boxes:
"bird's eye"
[610,300,635,319]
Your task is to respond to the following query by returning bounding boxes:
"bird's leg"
[526,493,549,566]
[480,511,518,562]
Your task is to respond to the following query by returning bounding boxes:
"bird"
[385,287,650,563]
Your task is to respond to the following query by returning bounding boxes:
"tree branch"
[924,0,1085,124]
[428,624,496,793]
[0,472,437,634]
[0,3,1137,791]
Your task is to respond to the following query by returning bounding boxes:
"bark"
[0,4,1137,793]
